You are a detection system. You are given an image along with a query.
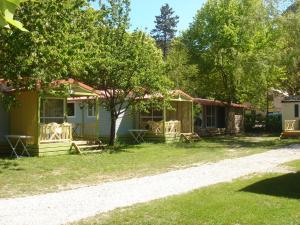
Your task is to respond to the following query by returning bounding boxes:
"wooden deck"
[280,130,300,139]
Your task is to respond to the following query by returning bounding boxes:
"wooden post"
[163,101,166,135]
[95,97,100,138]
[36,95,41,146]
[191,101,194,133]
[64,97,67,122]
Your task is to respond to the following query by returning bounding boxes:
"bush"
[266,114,282,133]
[244,112,282,133]
[244,113,256,131]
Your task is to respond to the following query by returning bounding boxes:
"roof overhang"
[53,79,99,97]
[194,98,247,109]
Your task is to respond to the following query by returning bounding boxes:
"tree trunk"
[109,112,117,146]
[225,104,234,134]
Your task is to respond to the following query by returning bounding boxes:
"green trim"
[36,95,41,145]
[95,97,100,137]
[191,101,194,133]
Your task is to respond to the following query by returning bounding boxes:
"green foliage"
[182,0,282,107]
[78,0,171,145]
[266,114,282,133]
[151,3,179,59]
[0,92,17,111]
[0,0,94,88]
[0,0,28,31]
[244,113,257,131]
[166,39,198,93]
[277,4,300,95]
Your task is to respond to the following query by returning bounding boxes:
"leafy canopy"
[0,0,28,31]
[77,0,171,145]
[183,0,281,108]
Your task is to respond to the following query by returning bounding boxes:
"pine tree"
[151,4,179,59]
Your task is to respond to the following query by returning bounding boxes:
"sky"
[91,0,207,33]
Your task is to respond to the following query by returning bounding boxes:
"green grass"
[72,157,300,225]
[0,135,299,198]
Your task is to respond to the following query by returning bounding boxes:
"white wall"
[67,101,134,137]
[282,102,300,130]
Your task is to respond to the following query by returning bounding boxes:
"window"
[140,108,163,122]
[87,100,96,117]
[40,98,64,124]
[67,103,75,117]
[206,105,216,128]
[295,104,299,118]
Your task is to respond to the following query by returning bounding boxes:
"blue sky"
[92,0,206,33]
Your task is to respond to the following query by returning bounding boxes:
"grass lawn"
[72,160,300,225]
[0,135,299,198]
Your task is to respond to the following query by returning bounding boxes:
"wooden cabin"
[194,98,246,136]
[0,79,99,156]
[66,96,134,141]
[67,89,194,143]
[136,90,194,143]
[280,96,300,138]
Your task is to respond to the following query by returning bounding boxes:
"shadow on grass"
[174,135,298,150]
[105,143,147,154]
[0,159,22,173]
[240,172,300,199]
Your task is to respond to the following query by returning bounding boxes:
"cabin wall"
[99,106,134,137]
[67,102,98,137]
[196,105,244,136]
[10,91,39,145]
[0,100,10,143]
[67,101,134,139]
[166,101,193,133]
[281,102,300,130]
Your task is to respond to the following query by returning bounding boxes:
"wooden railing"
[141,120,181,135]
[40,123,72,143]
[285,120,296,131]
[165,120,181,134]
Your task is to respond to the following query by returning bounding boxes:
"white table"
[5,135,32,158]
[128,129,148,144]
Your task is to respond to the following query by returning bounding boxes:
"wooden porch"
[280,120,300,139]
[138,98,194,142]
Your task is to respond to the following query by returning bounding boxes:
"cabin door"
[217,107,226,128]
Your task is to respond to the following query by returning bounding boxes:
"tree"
[0,0,28,31]
[151,3,179,59]
[80,0,171,146]
[166,38,198,94]
[0,0,96,88]
[278,1,300,95]
[183,0,281,109]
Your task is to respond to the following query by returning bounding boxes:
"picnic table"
[5,135,32,158]
[128,129,148,144]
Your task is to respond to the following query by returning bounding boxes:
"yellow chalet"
[2,79,99,156]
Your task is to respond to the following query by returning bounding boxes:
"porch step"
[180,133,201,143]
[70,139,107,154]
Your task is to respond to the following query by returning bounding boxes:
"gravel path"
[1,146,300,225]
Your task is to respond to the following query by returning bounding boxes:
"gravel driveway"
[1,145,300,225]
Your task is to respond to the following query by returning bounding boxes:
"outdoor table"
[5,135,32,158]
[128,129,148,144]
